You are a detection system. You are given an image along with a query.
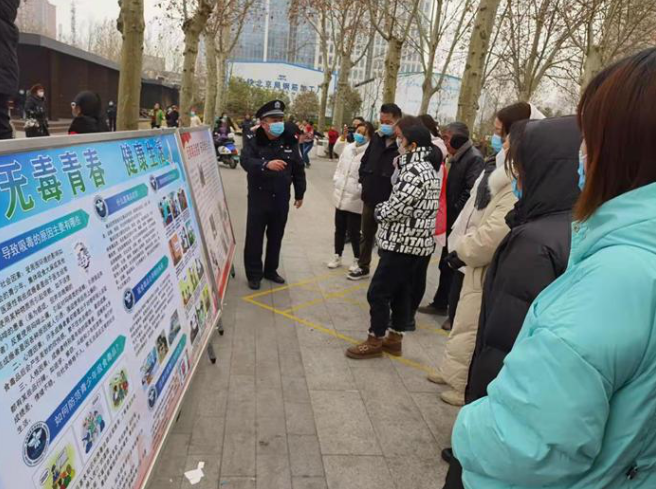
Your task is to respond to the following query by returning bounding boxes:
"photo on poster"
[36,439,79,489]
[198,165,206,187]
[177,188,189,212]
[169,311,182,345]
[179,226,190,253]
[189,313,199,345]
[209,214,218,239]
[170,191,182,219]
[168,233,183,266]
[178,351,190,382]
[159,195,174,226]
[179,273,192,306]
[201,286,211,316]
[73,394,108,457]
[185,220,197,248]
[140,348,160,389]
[156,331,169,364]
[106,368,130,412]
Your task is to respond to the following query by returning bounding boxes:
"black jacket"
[446,142,484,231]
[69,115,108,134]
[465,116,582,404]
[240,126,306,204]
[358,131,399,206]
[0,0,19,96]
[107,106,117,120]
[25,94,49,137]
[166,110,179,127]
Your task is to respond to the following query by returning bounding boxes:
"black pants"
[443,457,464,489]
[407,254,433,331]
[244,199,289,281]
[335,209,361,257]
[0,94,12,140]
[448,270,465,325]
[328,143,335,159]
[368,250,431,337]
[432,247,454,309]
[109,117,117,132]
[358,203,377,272]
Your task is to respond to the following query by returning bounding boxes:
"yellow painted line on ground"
[242,271,340,301]
[281,283,369,314]
[244,296,437,375]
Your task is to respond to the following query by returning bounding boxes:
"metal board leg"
[218,316,225,336]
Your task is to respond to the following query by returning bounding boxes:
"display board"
[178,126,236,306]
[0,130,222,489]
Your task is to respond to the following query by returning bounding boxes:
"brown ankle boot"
[382,331,403,357]
[346,335,383,359]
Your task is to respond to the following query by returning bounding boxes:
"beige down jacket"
[439,166,517,395]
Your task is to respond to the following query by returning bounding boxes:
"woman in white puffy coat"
[328,122,374,270]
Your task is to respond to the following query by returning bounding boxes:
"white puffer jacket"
[333,141,369,214]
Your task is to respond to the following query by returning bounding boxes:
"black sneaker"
[248,279,261,290]
[347,267,369,281]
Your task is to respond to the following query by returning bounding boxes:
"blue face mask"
[578,151,586,190]
[353,133,367,145]
[268,122,285,137]
[380,124,395,137]
[491,134,503,154]
[511,178,522,199]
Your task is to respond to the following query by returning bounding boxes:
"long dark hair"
[418,114,440,137]
[576,47,656,221]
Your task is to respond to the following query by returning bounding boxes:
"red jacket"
[328,129,339,144]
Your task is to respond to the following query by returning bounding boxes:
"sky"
[50,0,162,36]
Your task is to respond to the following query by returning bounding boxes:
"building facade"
[16,0,57,39]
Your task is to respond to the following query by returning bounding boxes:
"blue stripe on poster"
[0,210,89,272]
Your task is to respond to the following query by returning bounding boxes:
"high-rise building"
[233,0,316,69]
[16,0,57,40]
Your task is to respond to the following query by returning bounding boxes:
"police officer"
[241,100,306,290]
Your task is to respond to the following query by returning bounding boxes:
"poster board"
[178,126,237,308]
[0,129,221,489]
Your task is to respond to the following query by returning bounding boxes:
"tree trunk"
[332,56,353,129]
[180,0,215,127]
[420,64,435,114]
[382,38,403,104]
[215,51,228,118]
[203,32,218,126]
[456,0,503,128]
[117,0,145,131]
[318,69,331,129]
[581,44,603,92]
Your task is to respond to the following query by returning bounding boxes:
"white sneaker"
[327,255,342,269]
[348,262,359,273]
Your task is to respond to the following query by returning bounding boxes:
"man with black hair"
[240,100,306,290]
[419,122,484,329]
[348,103,402,280]
[0,0,19,140]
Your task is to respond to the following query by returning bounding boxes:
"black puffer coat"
[0,0,19,96]
[446,142,484,231]
[358,131,399,206]
[465,116,582,404]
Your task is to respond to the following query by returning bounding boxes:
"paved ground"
[146,155,459,489]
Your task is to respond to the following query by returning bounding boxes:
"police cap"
[256,99,286,119]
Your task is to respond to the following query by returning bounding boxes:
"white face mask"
[396,138,406,155]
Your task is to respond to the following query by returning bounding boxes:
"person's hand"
[445,251,465,270]
[266,160,287,171]
[294,200,303,209]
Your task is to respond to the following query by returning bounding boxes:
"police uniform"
[240,100,306,288]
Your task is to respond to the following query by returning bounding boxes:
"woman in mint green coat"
[452,48,656,489]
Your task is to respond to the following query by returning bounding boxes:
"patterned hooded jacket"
[374,147,442,256]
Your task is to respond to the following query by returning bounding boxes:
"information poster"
[0,130,218,489]
[179,127,236,305]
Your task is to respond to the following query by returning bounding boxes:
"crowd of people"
[239,47,656,488]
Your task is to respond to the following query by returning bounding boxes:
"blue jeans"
[302,141,314,165]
